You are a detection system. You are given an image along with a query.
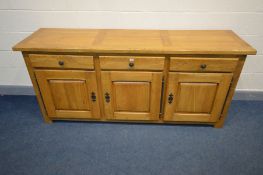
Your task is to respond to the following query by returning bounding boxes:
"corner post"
[214,56,246,128]
[22,52,52,123]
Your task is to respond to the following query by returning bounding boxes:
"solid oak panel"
[164,72,233,122]
[100,56,165,70]
[176,83,217,113]
[13,29,256,55]
[49,80,90,110]
[29,54,94,69]
[56,110,92,119]
[113,82,150,112]
[114,112,151,121]
[35,70,100,119]
[170,57,238,72]
[101,71,162,121]
[174,113,211,122]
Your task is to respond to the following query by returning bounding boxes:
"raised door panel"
[48,80,90,110]
[35,70,100,119]
[176,83,217,113]
[113,82,150,112]
[164,73,232,122]
[101,71,162,121]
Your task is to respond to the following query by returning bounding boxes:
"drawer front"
[100,56,165,70]
[29,54,94,69]
[170,57,238,72]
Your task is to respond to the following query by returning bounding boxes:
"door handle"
[105,92,110,103]
[91,92,96,102]
[200,64,207,70]
[168,93,174,104]
[58,60,64,66]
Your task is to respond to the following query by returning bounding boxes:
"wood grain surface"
[13,28,256,55]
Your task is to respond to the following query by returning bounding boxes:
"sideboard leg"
[214,119,224,128]
[43,116,53,124]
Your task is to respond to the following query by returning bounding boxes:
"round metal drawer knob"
[58,60,64,66]
[129,62,134,67]
[200,64,207,69]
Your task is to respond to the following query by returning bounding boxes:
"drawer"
[29,54,94,69]
[100,56,165,71]
[170,57,238,72]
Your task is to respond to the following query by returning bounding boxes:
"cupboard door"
[164,73,232,122]
[35,70,100,119]
[101,71,162,121]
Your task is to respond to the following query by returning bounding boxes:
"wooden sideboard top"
[13,28,256,55]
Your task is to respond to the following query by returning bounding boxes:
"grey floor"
[0,95,262,175]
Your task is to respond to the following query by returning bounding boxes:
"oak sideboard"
[13,28,256,128]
